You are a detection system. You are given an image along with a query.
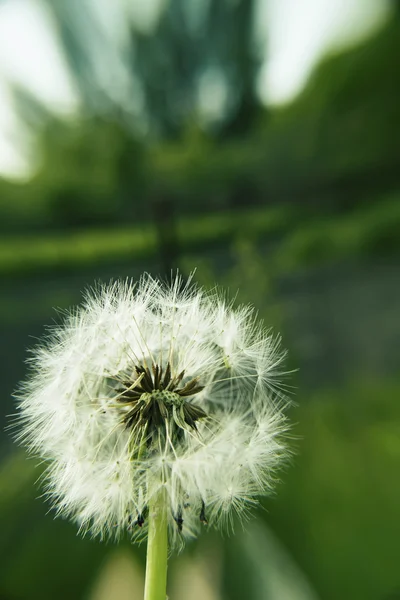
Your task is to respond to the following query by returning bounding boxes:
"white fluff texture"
[15,274,291,546]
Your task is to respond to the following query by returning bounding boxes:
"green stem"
[144,487,168,600]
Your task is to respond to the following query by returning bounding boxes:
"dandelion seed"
[14,273,291,548]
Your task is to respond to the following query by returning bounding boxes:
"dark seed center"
[117,362,207,434]
[117,362,209,534]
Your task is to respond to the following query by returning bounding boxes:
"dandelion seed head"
[14,273,291,546]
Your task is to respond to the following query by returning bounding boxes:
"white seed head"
[14,273,291,546]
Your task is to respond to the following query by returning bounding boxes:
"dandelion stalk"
[144,487,168,600]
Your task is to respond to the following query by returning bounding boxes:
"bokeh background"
[1,1,399,598]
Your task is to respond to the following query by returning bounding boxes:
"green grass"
[0,205,292,277]
[276,194,400,271]
[177,204,293,247]
[0,225,158,277]
[0,195,399,277]
[266,377,400,600]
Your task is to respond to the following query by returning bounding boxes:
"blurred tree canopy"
[40,0,261,138]
[0,5,399,232]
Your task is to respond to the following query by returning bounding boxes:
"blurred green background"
[1,1,400,599]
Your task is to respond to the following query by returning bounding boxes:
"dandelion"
[14,273,291,600]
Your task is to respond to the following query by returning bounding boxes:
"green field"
[0,195,399,278]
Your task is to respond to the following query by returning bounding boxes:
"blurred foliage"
[0,193,399,278]
[180,235,283,331]
[274,193,400,271]
[0,11,400,232]
[0,204,290,277]
[128,0,261,138]
[1,4,400,600]
[1,10,400,232]
[0,223,156,277]
[39,0,261,138]
[266,379,400,600]
[0,117,147,231]
[0,455,119,600]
